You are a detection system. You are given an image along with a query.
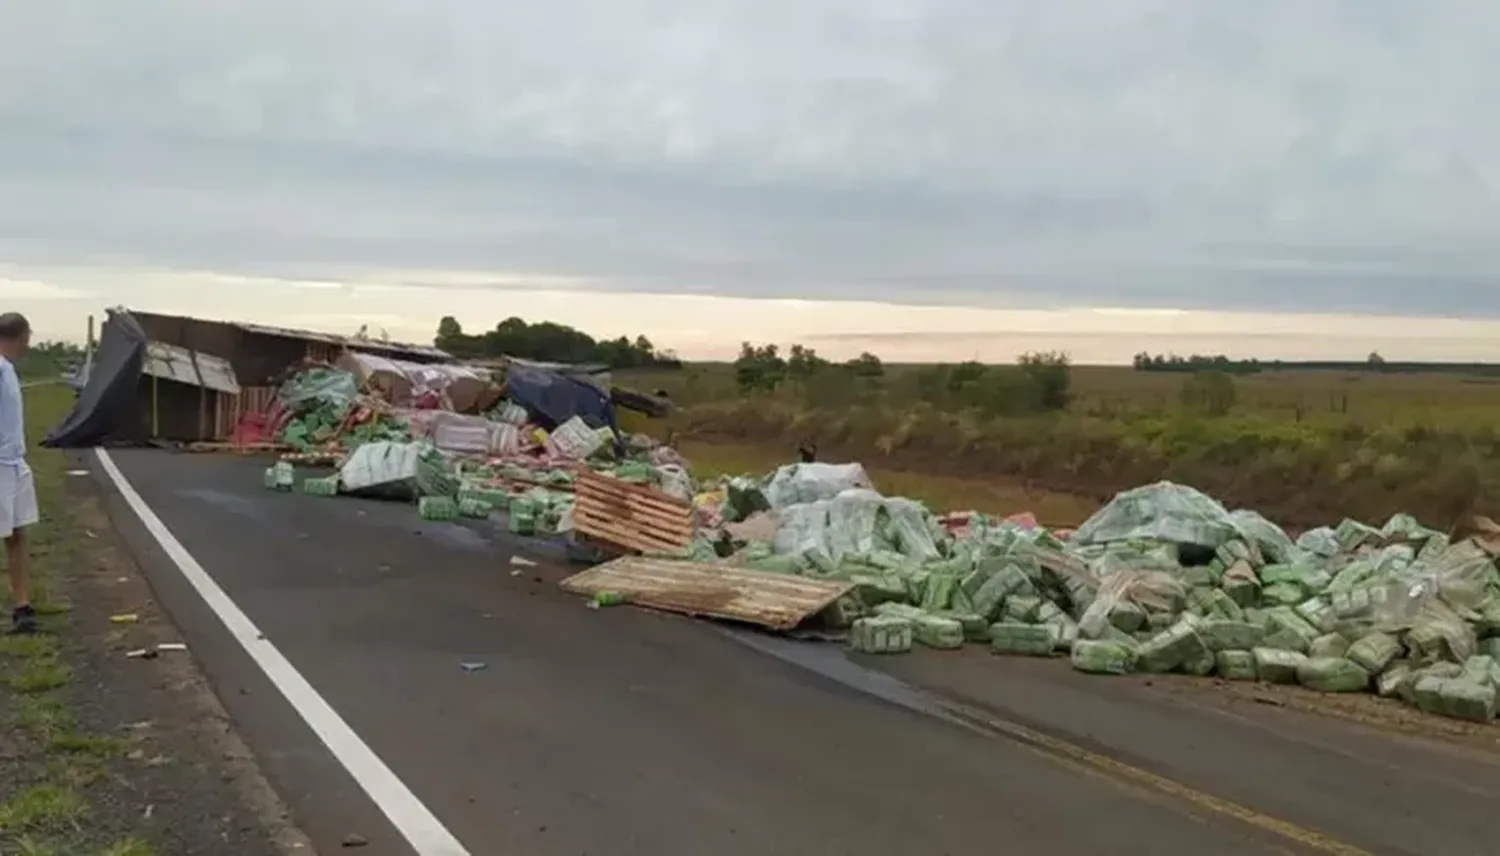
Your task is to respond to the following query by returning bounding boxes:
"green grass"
[0,785,87,834]
[0,385,157,853]
[623,363,1500,528]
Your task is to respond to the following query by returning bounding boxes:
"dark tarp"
[42,309,149,448]
[504,362,623,451]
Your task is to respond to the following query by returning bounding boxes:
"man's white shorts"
[0,462,38,539]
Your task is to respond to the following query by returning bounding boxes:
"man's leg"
[4,465,38,634]
[5,530,35,634]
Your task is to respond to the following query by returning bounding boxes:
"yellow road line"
[944,702,1376,856]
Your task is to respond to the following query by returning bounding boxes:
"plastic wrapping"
[1078,570,1185,640]
[278,368,358,412]
[1070,481,1239,547]
[764,463,874,509]
[1296,658,1370,693]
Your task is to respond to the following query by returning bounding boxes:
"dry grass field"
[619,363,1500,529]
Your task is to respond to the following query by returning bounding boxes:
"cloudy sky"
[6,1,1500,362]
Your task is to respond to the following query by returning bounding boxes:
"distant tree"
[846,351,884,378]
[430,317,678,368]
[1017,351,1072,411]
[734,342,788,392]
[1367,351,1386,371]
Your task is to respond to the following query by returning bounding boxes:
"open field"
[620,363,1500,528]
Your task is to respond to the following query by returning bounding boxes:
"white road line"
[94,449,471,856]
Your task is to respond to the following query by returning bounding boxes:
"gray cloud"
[3,1,1500,315]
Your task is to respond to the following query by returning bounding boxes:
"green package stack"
[1215,650,1258,680]
[1136,619,1210,673]
[1071,640,1137,675]
[264,461,295,491]
[1252,648,1308,684]
[989,622,1055,656]
[1296,657,1370,693]
[1199,620,1264,652]
[508,505,536,535]
[1294,598,1338,634]
[1376,663,1412,697]
[1346,631,1402,674]
[301,475,340,497]
[971,563,1033,620]
[1263,607,1319,653]
[458,487,510,511]
[419,496,458,521]
[850,615,913,654]
[921,573,959,612]
[1003,594,1042,624]
[851,574,909,608]
[1181,648,1217,676]
[912,614,965,650]
[1037,601,1080,651]
[1308,633,1351,659]
[936,611,990,643]
[457,498,493,519]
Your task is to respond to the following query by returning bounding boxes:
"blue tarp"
[504,362,623,451]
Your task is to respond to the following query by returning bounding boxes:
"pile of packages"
[264,366,690,538]
[680,467,1500,724]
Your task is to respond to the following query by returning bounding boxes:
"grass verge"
[0,385,156,856]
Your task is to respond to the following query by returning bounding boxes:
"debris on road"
[229,355,1500,727]
[109,613,140,624]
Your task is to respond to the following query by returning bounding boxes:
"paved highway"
[85,448,1500,856]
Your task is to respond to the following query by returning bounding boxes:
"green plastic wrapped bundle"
[1261,582,1306,607]
[1220,567,1262,608]
[507,506,535,534]
[1308,633,1351,659]
[937,611,990,643]
[301,475,340,497]
[1263,607,1320,653]
[1003,595,1043,624]
[1215,650,1258,680]
[1327,585,1391,623]
[1436,679,1496,722]
[850,615,913,654]
[1480,638,1500,660]
[912,614,965,650]
[749,554,804,575]
[970,563,1032,620]
[265,461,295,491]
[724,477,770,522]
[921,573,959,612]
[1295,657,1369,693]
[1398,662,1462,706]
[457,498,492,519]
[1199,620,1264,652]
[419,496,458,522]
[1295,598,1338,634]
[1181,648,1217,676]
[1375,662,1412,697]
[1137,619,1210,674]
[1252,648,1308,684]
[1215,540,1254,568]
[1071,640,1137,675]
[1037,601,1080,650]
[1346,632,1402,675]
[458,486,510,511]
[989,622,1056,656]
[850,574,909,608]
[1462,655,1500,690]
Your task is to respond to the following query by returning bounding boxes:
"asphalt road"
[89,449,1500,856]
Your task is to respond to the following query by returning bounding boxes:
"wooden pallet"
[573,469,694,555]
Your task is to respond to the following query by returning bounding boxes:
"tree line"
[733,342,1074,415]
[434,317,682,369]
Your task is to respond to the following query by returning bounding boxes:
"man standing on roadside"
[0,312,38,635]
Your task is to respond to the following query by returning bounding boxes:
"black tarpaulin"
[42,309,148,448]
[504,362,623,451]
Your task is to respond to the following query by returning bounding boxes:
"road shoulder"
[0,412,312,855]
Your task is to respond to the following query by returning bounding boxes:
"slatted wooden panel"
[213,386,280,442]
[574,469,694,554]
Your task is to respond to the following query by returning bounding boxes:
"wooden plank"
[561,557,854,631]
